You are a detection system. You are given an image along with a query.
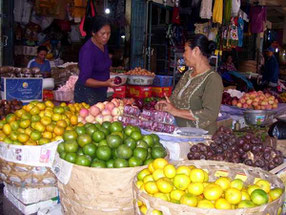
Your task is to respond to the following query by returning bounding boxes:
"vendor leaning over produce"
[74,15,119,105]
[156,34,223,135]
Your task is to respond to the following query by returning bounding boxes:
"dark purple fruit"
[114,76,122,84]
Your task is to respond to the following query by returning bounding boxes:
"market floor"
[0,183,28,215]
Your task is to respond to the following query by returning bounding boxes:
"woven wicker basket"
[58,159,148,215]
[0,158,57,188]
[133,160,285,215]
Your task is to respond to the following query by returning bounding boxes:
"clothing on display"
[249,6,266,33]
[237,16,244,47]
[212,0,223,24]
[200,0,213,19]
[224,0,232,24]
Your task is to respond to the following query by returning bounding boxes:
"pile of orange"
[0,101,89,145]
[136,159,283,214]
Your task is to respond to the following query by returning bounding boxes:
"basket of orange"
[0,101,88,188]
[133,159,285,215]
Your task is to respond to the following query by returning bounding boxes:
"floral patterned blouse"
[170,69,223,134]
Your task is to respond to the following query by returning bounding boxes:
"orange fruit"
[153,192,169,201]
[230,179,244,191]
[170,189,185,201]
[36,102,46,110]
[34,122,45,132]
[215,177,231,191]
[43,131,53,140]
[269,188,283,201]
[225,188,242,204]
[57,120,68,128]
[151,209,162,215]
[153,158,168,170]
[137,168,151,181]
[3,124,12,135]
[241,190,251,200]
[24,127,33,136]
[145,181,159,194]
[180,193,198,207]
[5,114,16,123]
[255,179,271,193]
[45,100,54,108]
[148,162,155,173]
[30,106,40,115]
[17,133,29,143]
[140,205,147,215]
[190,168,205,183]
[247,185,260,195]
[19,119,31,129]
[54,126,64,136]
[9,131,19,141]
[70,115,78,125]
[15,109,26,118]
[152,169,165,181]
[173,174,191,190]
[215,198,231,209]
[41,116,52,126]
[52,113,62,121]
[156,178,173,194]
[163,164,176,179]
[176,166,191,176]
[187,182,204,196]
[251,189,268,205]
[197,199,215,209]
[203,184,223,201]
[46,124,55,132]
[143,175,154,183]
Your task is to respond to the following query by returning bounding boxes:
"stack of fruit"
[222,91,279,110]
[57,121,167,168]
[126,67,155,76]
[187,126,283,171]
[0,100,23,120]
[0,101,89,145]
[78,98,124,124]
[136,159,284,214]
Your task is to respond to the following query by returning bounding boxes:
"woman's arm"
[85,78,119,88]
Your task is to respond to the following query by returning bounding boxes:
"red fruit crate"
[151,86,172,98]
[126,85,152,98]
[112,86,126,98]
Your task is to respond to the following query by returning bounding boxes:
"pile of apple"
[78,98,124,124]
[232,91,279,110]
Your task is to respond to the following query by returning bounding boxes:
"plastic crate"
[153,75,173,87]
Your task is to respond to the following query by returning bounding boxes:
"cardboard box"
[126,85,152,98]
[4,187,59,215]
[151,86,172,97]
[1,77,43,103]
[112,86,126,98]
[4,183,58,205]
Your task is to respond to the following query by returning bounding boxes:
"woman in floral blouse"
[156,34,223,134]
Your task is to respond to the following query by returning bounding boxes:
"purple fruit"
[114,76,122,84]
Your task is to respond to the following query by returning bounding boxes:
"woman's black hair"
[37,46,48,53]
[91,15,111,33]
[187,34,216,58]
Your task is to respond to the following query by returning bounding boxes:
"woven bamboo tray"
[133,160,285,215]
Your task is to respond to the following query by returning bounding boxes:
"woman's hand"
[155,94,178,115]
[105,78,122,87]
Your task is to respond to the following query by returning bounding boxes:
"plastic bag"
[268,121,286,139]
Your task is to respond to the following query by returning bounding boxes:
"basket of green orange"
[133,159,285,215]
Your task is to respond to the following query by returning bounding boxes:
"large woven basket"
[57,158,148,215]
[0,158,57,188]
[133,160,285,215]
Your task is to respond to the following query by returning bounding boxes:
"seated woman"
[27,46,51,77]
[156,34,223,135]
[219,54,253,91]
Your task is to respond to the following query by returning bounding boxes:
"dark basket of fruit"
[187,126,284,172]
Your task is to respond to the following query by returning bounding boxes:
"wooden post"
[283,16,286,45]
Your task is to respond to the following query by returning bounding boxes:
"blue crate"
[153,75,173,87]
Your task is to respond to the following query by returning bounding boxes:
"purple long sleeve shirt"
[78,39,111,93]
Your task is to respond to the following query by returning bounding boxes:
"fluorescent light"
[121,35,126,39]
[275,48,279,53]
[105,8,110,14]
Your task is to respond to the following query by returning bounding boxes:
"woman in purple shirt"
[74,16,118,105]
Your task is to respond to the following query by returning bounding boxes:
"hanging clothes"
[224,0,232,24]
[231,0,241,17]
[212,0,223,24]
[200,0,213,19]
[249,6,266,34]
[237,16,244,47]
